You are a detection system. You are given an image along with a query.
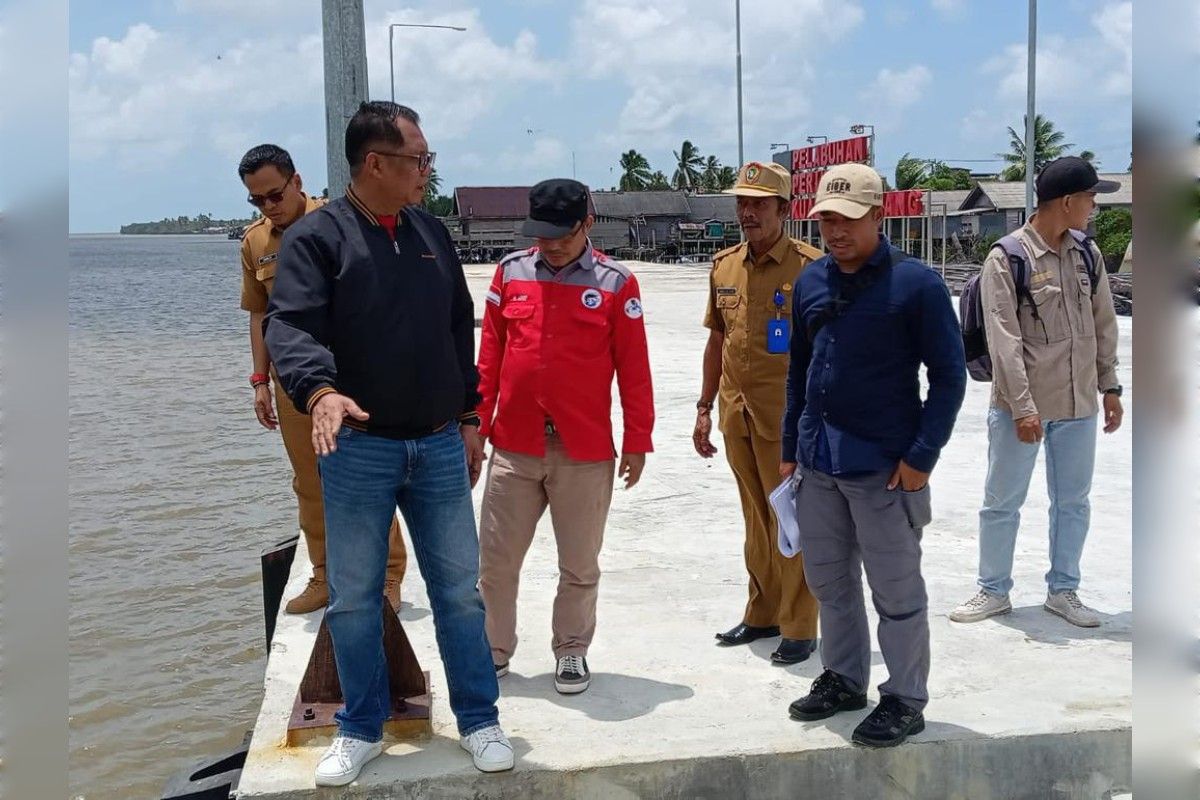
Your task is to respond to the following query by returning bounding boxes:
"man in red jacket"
[476,179,655,695]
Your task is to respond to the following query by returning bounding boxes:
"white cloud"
[930,0,965,15]
[571,0,864,157]
[860,65,932,113]
[981,1,1131,102]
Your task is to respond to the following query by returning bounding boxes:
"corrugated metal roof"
[965,172,1132,211]
[454,186,530,219]
[686,194,738,222]
[926,190,972,212]
[591,190,692,218]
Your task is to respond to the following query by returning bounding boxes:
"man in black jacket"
[266,102,512,787]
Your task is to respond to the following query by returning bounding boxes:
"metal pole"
[735,0,743,168]
[322,0,368,199]
[1024,0,1036,222]
[389,25,395,102]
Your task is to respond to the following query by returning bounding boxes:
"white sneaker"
[460,724,514,773]
[314,735,383,787]
[1044,590,1100,628]
[554,655,590,694]
[949,590,1012,623]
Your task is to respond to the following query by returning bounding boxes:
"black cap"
[521,179,590,238]
[1035,156,1121,204]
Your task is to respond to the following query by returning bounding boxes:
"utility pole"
[322,0,368,199]
[1024,0,1037,222]
[735,0,744,169]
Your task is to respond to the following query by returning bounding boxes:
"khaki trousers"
[479,436,615,662]
[723,410,818,639]
[273,377,406,582]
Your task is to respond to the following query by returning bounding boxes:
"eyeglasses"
[247,181,292,208]
[373,150,436,171]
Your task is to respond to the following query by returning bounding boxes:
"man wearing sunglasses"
[265,103,511,786]
[475,179,654,696]
[238,144,408,616]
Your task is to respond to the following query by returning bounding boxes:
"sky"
[64,0,1133,233]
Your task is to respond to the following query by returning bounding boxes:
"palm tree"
[1079,150,1100,169]
[999,114,1074,181]
[648,170,671,190]
[715,165,737,190]
[894,153,928,190]
[672,140,704,190]
[699,155,722,192]
[618,150,652,191]
[423,167,443,207]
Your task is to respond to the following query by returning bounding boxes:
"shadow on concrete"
[992,605,1132,644]
[793,704,985,746]
[741,639,886,675]
[499,671,694,722]
[398,602,432,623]
[359,735,534,783]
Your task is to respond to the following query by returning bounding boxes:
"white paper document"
[770,473,803,558]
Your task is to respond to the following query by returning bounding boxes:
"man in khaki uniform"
[694,161,821,664]
[238,143,407,614]
[950,156,1123,628]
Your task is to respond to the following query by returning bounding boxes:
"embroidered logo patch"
[745,164,761,182]
[581,288,603,309]
[257,253,278,266]
[624,298,643,319]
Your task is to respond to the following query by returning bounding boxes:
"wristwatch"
[696,400,714,412]
[1103,386,1123,398]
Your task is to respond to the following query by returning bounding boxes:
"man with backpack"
[950,156,1123,628]
[782,163,965,747]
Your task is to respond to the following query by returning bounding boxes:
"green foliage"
[672,140,704,190]
[895,154,972,191]
[619,149,653,191]
[1092,208,1132,260]
[999,114,1073,181]
[647,170,671,190]
[119,213,254,234]
[973,232,1002,264]
[894,154,927,190]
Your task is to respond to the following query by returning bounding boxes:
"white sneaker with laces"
[555,654,590,694]
[949,590,1012,623]
[1044,590,1100,628]
[460,724,514,773]
[314,735,383,787]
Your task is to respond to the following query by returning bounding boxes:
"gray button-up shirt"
[980,221,1120,421]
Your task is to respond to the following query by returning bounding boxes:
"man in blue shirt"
[781,163,966,747]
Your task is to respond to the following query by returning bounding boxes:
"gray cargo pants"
[795,465,932,710]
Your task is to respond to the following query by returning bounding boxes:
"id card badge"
[767,318,790,354]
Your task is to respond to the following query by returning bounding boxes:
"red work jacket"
[476,243,655,461]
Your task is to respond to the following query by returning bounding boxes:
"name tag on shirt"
[767,319,789,354]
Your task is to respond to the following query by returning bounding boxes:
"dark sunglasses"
[372,150,437,171]
[247,179,292,208]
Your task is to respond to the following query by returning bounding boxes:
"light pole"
[323,0,369,200]
[850,123,875,167]
[735,0,744,168]
[1023,0,1037,222]
[806,135,828,144]
[389,23,466,102]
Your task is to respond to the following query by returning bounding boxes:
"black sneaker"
[788,669,868,721]
[555,655,590,694]
[851,695,925,747]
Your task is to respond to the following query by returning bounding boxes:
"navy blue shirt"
[782,237,966,475]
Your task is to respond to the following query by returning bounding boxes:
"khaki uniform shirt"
[704,235,822,441]
[980,221,1120,422]
[239,194,326,312]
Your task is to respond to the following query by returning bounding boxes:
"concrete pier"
[236,261,1132,799]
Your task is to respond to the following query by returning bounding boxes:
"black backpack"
[959,230,1099,382]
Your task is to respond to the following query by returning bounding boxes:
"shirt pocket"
[1019,284,1068,343]
[255,262,277,283]
[1074,269,1096,338]
[716,293,743,329]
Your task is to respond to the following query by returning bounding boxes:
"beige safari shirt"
[239,194,326,312]
[704,235,822,441]
[980,220,1120,422]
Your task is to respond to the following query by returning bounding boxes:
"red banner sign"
[787,135,925,219]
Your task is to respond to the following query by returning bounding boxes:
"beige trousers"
[723,410,819,639]
[479,436,615,662]
[272,376,406,582]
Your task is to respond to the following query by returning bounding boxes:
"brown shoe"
[384,579,402,611]
[284,577,329,614]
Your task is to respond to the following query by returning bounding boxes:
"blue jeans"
[318,424,499,742]
[977,407,1097,596]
